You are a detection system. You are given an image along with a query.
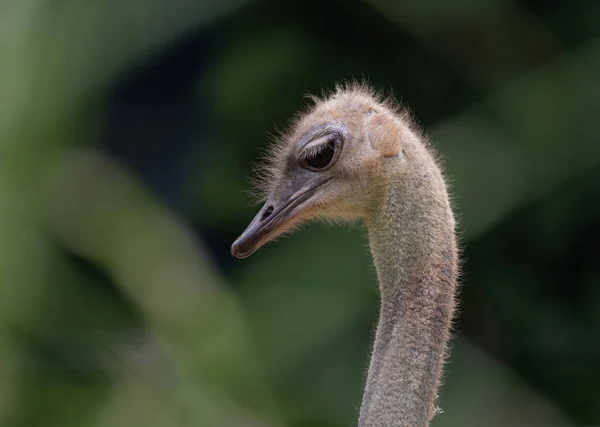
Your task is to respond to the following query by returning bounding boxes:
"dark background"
[1,0,599,426]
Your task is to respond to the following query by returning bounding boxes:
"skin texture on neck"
[360,138,458,427]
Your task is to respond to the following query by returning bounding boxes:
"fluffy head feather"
[250,81,423,204]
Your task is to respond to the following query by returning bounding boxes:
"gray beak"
[231,178,331,258]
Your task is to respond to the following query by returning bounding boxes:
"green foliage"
[1,0,599,426]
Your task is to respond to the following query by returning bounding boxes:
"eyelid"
[297,135,334,161]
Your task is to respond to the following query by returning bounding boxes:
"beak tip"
[231,241,241,258]
[231,238,252,259]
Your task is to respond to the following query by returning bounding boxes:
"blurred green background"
[1,0,599,426]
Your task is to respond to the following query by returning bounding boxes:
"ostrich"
[231,83,459,427]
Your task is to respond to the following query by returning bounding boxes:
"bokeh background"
[1,0,599,426]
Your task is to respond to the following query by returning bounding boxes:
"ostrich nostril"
[261,205,274,222]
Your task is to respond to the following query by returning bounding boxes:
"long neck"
[359,143,458,427]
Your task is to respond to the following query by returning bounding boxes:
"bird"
[231,82,459,427]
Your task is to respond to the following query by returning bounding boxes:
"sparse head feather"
[251,81,420,203]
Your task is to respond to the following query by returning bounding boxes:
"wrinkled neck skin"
[360,140,458,427]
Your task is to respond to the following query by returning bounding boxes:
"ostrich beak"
[231,178,331,259]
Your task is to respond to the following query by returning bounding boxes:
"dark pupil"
[306,141,335,169]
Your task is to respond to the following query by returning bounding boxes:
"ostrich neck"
[359,153,458,427]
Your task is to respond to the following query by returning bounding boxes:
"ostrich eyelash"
[297,136,335,162]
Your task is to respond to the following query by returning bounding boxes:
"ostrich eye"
[301,139,337,171]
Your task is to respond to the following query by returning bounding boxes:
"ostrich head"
[231,84,416,259]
